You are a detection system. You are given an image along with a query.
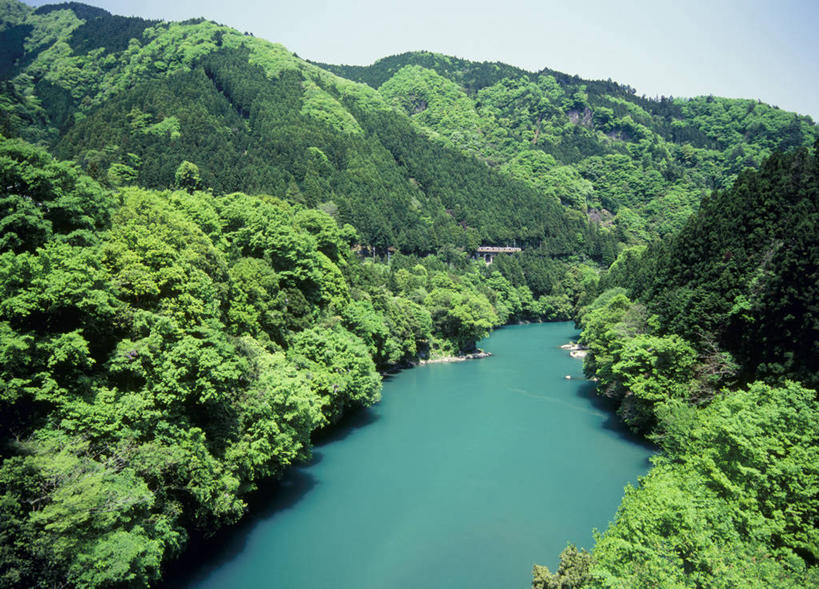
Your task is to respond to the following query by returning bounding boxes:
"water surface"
[164,323,652,588]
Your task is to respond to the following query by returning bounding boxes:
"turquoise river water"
[162,322,652,589]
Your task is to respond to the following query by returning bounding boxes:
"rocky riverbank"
[418,351,493,365]
[560,342,588,359]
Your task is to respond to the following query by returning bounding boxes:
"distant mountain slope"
[0,1,612,261]
[315,51,532,95]
[320,51,817,240]
[1,2,816,254]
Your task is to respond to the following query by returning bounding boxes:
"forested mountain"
[0,2,816,588]
[1,1,816,256]
[624,146,818,388]
[0,1,616,265]
[320,51,817,240]
[1,0,815,292]
[535,144,819,587]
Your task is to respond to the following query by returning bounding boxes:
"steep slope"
[0,2,611,263]
[626,143,818,388]
[321,51,818,240]
[580,144,818,431]
[538,145,819,587]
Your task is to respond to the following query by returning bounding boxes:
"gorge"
[161,324,652,589]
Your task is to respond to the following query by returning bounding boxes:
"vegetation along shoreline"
[0,2,815,587]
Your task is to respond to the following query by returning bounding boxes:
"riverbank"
[418,351,493,365]
[165,322,651,589]
[560,341,588,359]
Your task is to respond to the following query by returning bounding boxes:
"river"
[161,322,652,588]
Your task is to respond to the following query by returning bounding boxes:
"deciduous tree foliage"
[540,145,818,587]
[323,52,816,242]
[0,4,816,587]
[0,135,559,588]
[589,382,819,588]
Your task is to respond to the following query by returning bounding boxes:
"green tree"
[532,545,593,589]
[288,326,381,426]
[174,160,201,193]
[611,334,697,431]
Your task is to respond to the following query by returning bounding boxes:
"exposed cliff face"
[567,106,593,127]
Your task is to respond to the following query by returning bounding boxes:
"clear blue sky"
[25,0,819,119]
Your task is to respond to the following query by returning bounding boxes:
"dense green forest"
[0,134,565,587]
[0,1,615,264]
[533,145,818,587]
[319,52,816,241]
[2,1,816,255]
[0,1,817,588]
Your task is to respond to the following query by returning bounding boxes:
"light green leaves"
[590,382,819,588]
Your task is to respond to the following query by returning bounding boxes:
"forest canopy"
[0,2,816,588]
[534,144,819,588]
[0,133,571,588]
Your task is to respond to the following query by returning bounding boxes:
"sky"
[24,0,819,119]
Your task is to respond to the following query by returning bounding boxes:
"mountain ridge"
[1,2,815,252]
